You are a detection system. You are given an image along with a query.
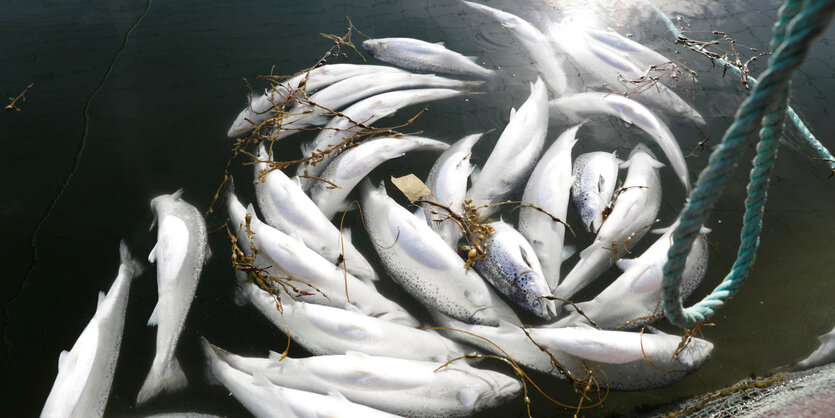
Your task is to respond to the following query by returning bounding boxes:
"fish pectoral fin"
[561,244,576,261]
[327,390,349,402]
[57,350,71,371]
[147,302,160,327]
[434,41,446,47]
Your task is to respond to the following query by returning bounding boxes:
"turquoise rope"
[645,0,835,173]
[660,0,835,328]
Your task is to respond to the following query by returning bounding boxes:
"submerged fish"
[554,144,663,307]
[41,242,143,418]
[227,64,409,137]
[423,133,483,248]
[547,22,704,126]
[296,88,468,189]
[238,279,465,362]
[463,1,569,95]
[138,191,209,404]
[362,37,496,80]
[436,315,713,391]
[550,92,691,193]
[467,78,549,218]
[554,221,710,329]
[361,180,519,326]
[519,124,581,291]
[228,185,418,327]
[474,221,556,319]
[254,143,379,283]
[309,135,449,219]
[208,342,521,417]
[570,151,622,233]
[202,339,400,418]
[796,325,835,370]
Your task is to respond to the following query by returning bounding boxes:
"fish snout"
[514,271,553,319]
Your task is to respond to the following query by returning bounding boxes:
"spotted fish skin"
[474,221,556,319]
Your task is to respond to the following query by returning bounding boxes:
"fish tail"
[119,240,145,280]
[136,356,188,405]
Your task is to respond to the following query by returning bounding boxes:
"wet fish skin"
[228,185,418,327]
[362,37,496,81]
[423,133,483,248]
[554,221,710,329]
[254,143,379,283]
[274,73,483,141]
[41,242,142,418]
[550,92,691,193]
[227,64,409,137]
[361,180,519,326]
[463,1,569,95]
[309,136,449,219]
[436,314,713,391]
[474,221,556,319]
[467,78,549,218]
[239,279,466,362]
[519,124,581,291]
[138,191,208,405]
[297,88,468,189]
[570,151,622,233]
[553,144,663,308]
[202,338,401,418]
[208,343,521,417]
[547,22,704,126]
[796,325,835,370]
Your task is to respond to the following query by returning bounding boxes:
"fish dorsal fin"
[58,350,70,371]
[458,387,479,407]
[700,225,712,235]
[252,371,272,387]
[618,159,631,169]
[465,55,479,62]
[170,188,184,200]
[147,302,160,327]
[96,291,106,308]
[509,107,517,118]
[434,41,446,47]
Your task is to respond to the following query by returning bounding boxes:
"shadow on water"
[1,0,834,416]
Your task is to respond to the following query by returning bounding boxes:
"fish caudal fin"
[136,356,188,405]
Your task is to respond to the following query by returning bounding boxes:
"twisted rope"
[660,0,835,328]
[645,0,835,174]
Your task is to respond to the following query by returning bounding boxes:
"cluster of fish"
[47,1,804,417]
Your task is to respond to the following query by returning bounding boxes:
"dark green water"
[1,0,833,416]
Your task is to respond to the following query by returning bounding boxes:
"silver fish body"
[41,243,142,418]
[227,64,409,137]
[467,78,549,218]
[463,1,569,95]
[570,151,622,233]
[361,180,519,326]
[138,191,208,404]
[423,133,483,248]
[297,88,467,188]
[209,343,521,417]
[519,125,581,291]
[554,144,663,307]
[362,37,496,80]
[309,136,449,219]
[254,143,379,283]
[474,221,556,319]
[550,92,691,193]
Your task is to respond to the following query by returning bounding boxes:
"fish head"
[360,39,385,56]
[574,192,601,232]
[512,270,556,319]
